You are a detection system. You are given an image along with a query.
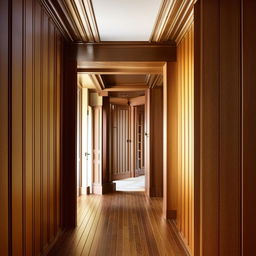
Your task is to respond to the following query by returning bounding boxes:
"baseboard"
[41,229,63,256]
[80,186,90,195]
[93,182,116,195]
[169,220,191,256]
[167,210,177,219]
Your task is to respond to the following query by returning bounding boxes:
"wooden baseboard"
[167,210,177,219]
[93,182,116,195]
[80,186,91,195]
[169,220,191,256]
[41,229,63,256]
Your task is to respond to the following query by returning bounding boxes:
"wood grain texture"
[1,0,64,255]
[166,24,194,254]
[219,0,241,254]
[150,87,163,197]
[196,0,242,255]
[242,0,256,254]
[49,192,188,256]
[110,104,131,180]
[0,0,10,254]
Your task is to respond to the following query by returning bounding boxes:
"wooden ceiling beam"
[76,42,176,62]
[78,68,162,75]
[103,86,148,92]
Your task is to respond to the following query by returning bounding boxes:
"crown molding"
[40,0,100,42]
[150,0,194,43]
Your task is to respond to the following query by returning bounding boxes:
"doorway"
[110,98,147,192]
[77,87,93,196]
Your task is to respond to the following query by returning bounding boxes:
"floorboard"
[48,192,187,256]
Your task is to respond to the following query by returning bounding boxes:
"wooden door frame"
[66,60,199,256]
[77,61,169,216]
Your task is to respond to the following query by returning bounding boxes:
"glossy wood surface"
[176,24,194,254]
[0,0,64,255]
[49,192,187,256]
[242,0,256,254]
[110,105,131,180]
[0,0,10,254]
[149,87,163,197]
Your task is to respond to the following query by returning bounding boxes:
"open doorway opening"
[108,90,146,192]
[76,86,93,197]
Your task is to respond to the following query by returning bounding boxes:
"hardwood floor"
[49,192,187,256]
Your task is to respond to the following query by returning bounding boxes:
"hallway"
[49,192,187,256]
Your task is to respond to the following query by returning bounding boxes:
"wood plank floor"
[49,192,187,256]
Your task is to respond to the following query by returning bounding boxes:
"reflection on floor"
[113,175,145,192]
[49,192,187,256]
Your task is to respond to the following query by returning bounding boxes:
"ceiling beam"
[78,68,162,75]
[103,85,148,92]
[76,42,176,62]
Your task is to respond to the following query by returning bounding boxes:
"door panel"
[111,104,131,180]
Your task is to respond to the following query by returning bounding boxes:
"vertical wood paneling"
[219,0,241,254]
[0,0,10,254]
[110,105,131,180]
[34,2,42,253]
[242,1,256,254]
[12,0,24,253]
[1,1,64,255]
[150,88,163,197]
[195,0,242,254]
[25,0,34,254]
[173,23,194,254]
[42,10,49,246]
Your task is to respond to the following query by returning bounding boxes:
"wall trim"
[41,229,63,256]
[169,220,191,256]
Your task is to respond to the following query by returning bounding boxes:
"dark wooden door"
[111,104,131,180]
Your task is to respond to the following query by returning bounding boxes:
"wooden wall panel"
[176,24,194,253]
[0,0,64,255]
[167,24,194,254]
[150,87,163,197]
[0,0,10,255]
[242,0,256,254]
[195,0,242,255]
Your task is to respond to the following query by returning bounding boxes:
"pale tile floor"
[113,175,145,192]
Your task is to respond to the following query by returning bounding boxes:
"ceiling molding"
[150,0,194,43]
[41,0,100,42]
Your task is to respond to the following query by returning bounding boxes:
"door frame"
[76,61,169,216]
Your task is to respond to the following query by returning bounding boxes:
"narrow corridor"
[49,192,187,256]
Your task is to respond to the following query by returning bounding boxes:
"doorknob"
[85,152,90,157]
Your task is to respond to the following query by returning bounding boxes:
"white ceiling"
[92,0,162,41]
